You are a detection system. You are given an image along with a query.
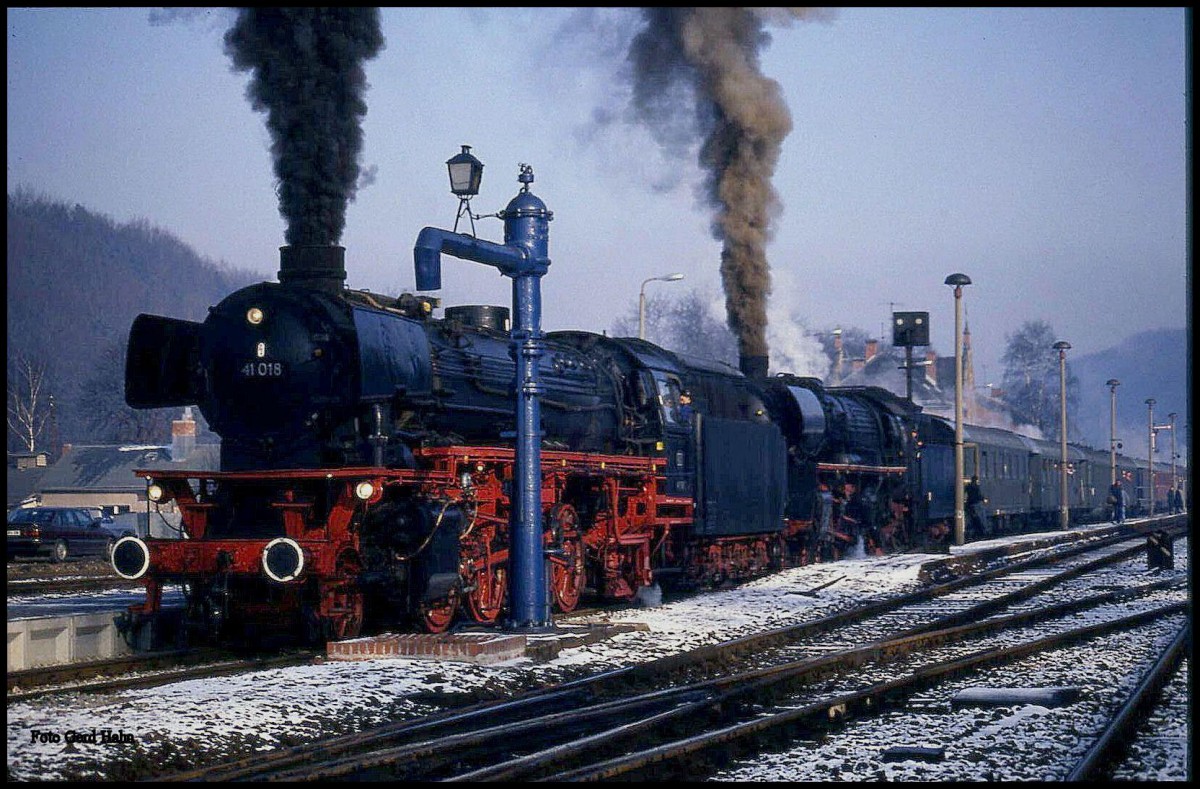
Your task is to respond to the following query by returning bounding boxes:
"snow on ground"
[7,587,186,621]
[711,606,1189,781]
[5,519,1189,781]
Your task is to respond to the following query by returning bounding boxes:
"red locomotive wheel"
[547,504,585,613]
[551,537,585,612]
[302,586,364,644]
[419,590,459,633]
[465,565,506,624]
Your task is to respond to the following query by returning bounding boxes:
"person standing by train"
[964,475,987,538]
[1171,486,1184,514]
[1109,480,1127,524]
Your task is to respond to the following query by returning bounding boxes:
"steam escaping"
[625,8,830,363]
[701,290,831,379]
[767,311,830,379]
[765,268,830,378]
[967,407,1046,441]
[225,8,385,246]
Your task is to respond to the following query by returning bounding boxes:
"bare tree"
[1000,320,1079,439]
[77,341,175,444]
[611,292,672,344]
[7,350,53,452]
[665,290,737,364]
[611,288,737,364]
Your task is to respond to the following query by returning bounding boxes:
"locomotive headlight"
[112,536,151,580]
[246,307,264,325]
[147,483,165,502]
[262,537,305,583]
[355,481,375,501]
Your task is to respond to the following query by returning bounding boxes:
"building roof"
[35,444,221,494]
[7,462,52,508]
[835,345,952,411]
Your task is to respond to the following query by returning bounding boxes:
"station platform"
[915,515,1184,585]
[7,607,181,672]
[8,610,131,672]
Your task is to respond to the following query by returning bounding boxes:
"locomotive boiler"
[127,246,623,473]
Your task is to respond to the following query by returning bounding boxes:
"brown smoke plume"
[225,8,385,246]
[626,8,827,361]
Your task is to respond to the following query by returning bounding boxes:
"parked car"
[94,513,137,544]
[6,507,128,562]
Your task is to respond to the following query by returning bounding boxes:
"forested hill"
[1072,328,1189,461]
[7,189,258,451]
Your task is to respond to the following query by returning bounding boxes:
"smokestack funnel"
[279,245,346,293]
[740,355,768,379]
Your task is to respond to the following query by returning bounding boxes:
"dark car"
[6,507,120,562]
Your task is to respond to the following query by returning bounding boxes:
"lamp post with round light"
[638,273,685,340]
[1053,341,1071,530]
[1145,398,1156,516]
[1168,412,1177,504]
[1106,379,1120,486]
[944,273,971,545]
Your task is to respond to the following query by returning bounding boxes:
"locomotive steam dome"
[444,305,510,333]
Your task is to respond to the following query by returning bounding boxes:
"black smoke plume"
[225,8,385,246]
[625,8,828,362]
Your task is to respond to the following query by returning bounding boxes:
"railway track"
[7,557,136,596]
[7,575,142,595]
[153,523,1187,781]
[564,605,1189,782]
[1105,639,1190,781]
[7,649,317,703]
[1065,623,1190,781]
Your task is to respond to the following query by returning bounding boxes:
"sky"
[6,7,1190,384]
[6,524,1189,780]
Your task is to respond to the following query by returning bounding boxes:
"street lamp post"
[1145,398,1155,516]
[1149,411,1175,513]
[1168,412,1177,503]
[1054,341,1071,530]
[944,273,971,545]
[832,327,844,384]
[1106,379,1120,486]
[638,273,685,340]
